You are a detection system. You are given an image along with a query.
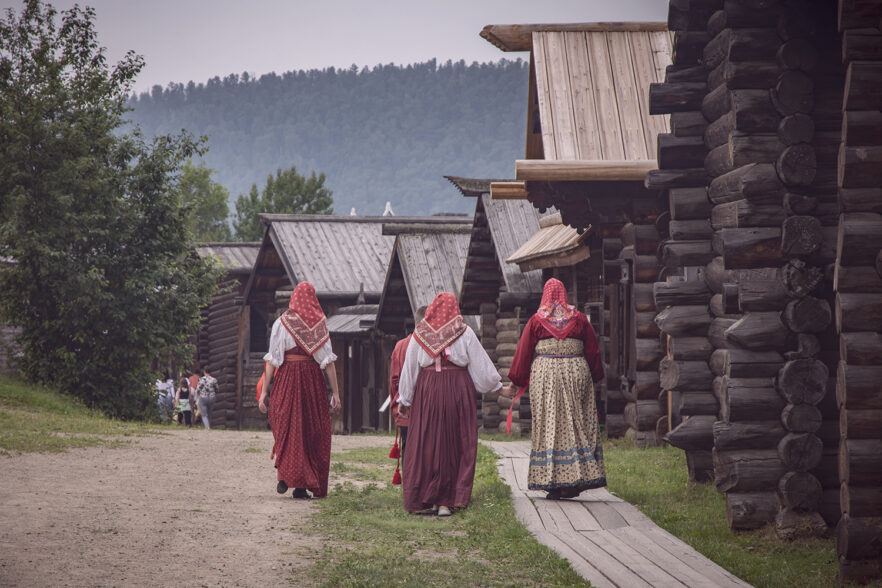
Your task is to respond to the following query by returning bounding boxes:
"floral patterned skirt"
[527,337,606,491]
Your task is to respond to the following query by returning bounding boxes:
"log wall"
[835,0,882,580]
[654,0,858,542]
[197,275,248,429]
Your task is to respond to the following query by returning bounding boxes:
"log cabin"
[644,0,882,580]
[374,218,476,429]
[481,22,674,446]
[241,213,468,433]
[194,242,260,429]
[447,176,548,434]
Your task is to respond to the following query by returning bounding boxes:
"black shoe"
[546,489,562,500]
[292,488,311,499]
[277,480,288,494]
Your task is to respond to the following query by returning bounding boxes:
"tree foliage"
[0,0,223,419]
[175,160,232,241]
[233,166,333,241]
[126,59,528,216]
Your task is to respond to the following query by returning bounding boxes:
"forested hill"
[126,59,529,216]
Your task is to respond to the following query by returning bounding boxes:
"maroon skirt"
[268,357,331,498]
[402,366,478,511]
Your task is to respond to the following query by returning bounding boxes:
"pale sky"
[1,0,667,93]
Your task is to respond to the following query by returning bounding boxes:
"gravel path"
[0,428,392,587]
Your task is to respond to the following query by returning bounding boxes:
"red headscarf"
[280,281,330,355]
[413,292,466,358]
[536,278,578,339]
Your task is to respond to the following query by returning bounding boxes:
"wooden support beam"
[515,159,657,182]
[479,22,668,52]
[490,181,527,200]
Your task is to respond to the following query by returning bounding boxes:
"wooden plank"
[609,500,655,527]
[564,31,603,160]
[536,499,577,533]
[532,33,558,160]
[533,529,617,588]
[649,30,674,85]
[512,456,530,491]
[578,486,625,502]
[584,500,629,529]
[557,499,603,531]
[510,493,545,531]
[542,31,579,160]
[630,30,670,158]
[588,31,626,159]
[554,529,652,588]
[578,529,687,587]
[610,526,731,588]
[640,526,752,588]
[608,31,649,160]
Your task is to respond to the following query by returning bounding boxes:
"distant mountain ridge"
[125,58,529,216]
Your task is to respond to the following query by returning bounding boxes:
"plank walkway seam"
[485,440,753,588]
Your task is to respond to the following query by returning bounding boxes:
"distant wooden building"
[447,177,549,434]
[242,214,466,432]
[194,242,260,429]
[374,218,474,430]
[481,22,673,445]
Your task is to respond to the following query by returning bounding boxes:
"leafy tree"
[0,0,223,419]
[233,166,333,240]
[175,160,232,241]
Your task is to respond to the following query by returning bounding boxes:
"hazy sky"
[1,0,667,94]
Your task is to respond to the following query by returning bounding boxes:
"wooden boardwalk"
[487,441,752,588]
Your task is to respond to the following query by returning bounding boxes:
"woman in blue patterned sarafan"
[501,278,606,499]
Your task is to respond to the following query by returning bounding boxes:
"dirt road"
[0,428,391,587]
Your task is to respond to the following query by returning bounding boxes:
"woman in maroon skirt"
[398,292,501,516]
[258,282,342,499]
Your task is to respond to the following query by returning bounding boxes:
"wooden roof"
[459,187,552,312]
[327,304,378,336]
[376,227,475,334]
[531,27,671,163]
[196,242,260,275]
[264,215,394,297]
[506,212,590,272]
[482,22,672,180]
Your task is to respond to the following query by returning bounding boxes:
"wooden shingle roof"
[263,215,395,296]
[196,242,260,275]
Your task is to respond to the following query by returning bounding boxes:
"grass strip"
[303,442,590,587]
[603,436,839,588]
[0,375,156,454]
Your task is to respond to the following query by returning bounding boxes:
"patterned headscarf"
[413,292,467,358]
[280,281,330,355]
[535,278,577,339]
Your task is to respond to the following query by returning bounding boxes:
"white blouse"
[263,317,337,369]
[398,326,502,407]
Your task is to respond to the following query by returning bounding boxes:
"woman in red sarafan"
[397,292,501,516]
[502,278,606,500]
[258,281,342,499]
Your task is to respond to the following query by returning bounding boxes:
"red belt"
[421,364,465,372]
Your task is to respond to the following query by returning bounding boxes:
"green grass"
[603,436,839,588]
[302,443,590,587]
[0,375,156,454]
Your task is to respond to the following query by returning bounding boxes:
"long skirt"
[268,359,331,498]
[402,367,478,511]
[528,337,606,491]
